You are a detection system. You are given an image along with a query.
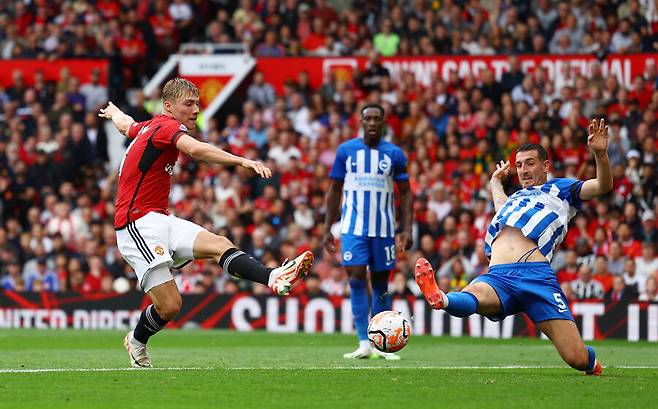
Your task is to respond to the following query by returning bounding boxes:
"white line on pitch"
[1,365,657,373]
[0,367,210,374]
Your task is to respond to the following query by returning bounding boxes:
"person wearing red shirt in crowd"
[13,2,33,36]
[618,222,642,258]
[612,163,634,201]
[556,249,580,284]
[592,255,614,293]
[302,17,328,53]
[116,24,146,86]
[310,0,338,24]
[565,213,592,250]
[99,78,313,368]
[149,1,177,57]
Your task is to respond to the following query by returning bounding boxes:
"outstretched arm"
[490,160,511,212]
[579,118,613,201]
[98,102,135,136]
[176,133,272,178]
[323,179,344,254]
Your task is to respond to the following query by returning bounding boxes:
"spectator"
[592,255,614,293]
[606,275,635,302]
[635,241,658,282]
[373,18,399,57]
[639,277,658,301]
[571,264,605,300]
[247,71,276,109]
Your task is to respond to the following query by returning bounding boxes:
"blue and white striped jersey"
[484,178,585,262]
[329,138,408,238]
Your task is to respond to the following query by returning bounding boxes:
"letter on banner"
[627,304,640,342]
[232,297,261,331]
[266,297,298,333]
[304,298,335,334]
[572,303,605,341]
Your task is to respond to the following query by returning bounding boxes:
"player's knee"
[563,349,589,370]
[216,236,234,255]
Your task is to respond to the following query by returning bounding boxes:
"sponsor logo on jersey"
[164,164,174,175]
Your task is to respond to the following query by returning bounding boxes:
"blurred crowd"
[0,0,657,303]
[2,0,658,91]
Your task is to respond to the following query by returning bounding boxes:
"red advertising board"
[1,291,656,341]
[256,54,658,94]
[0,59,109,87]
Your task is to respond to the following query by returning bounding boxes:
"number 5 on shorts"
[553,292,567,311]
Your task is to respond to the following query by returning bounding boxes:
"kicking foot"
[371,349,401,360]
[343,346,373,359]
[269,250,314,295]
[414,258,447,310]
[584,360,603,376]
[124,331,152,368]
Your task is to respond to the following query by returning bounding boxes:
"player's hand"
[491,160,511,181]
[241,159,272,178]
[98,101,121,120]
[587,118,609,155]
[396,232,412,254]
[323,232,337,254]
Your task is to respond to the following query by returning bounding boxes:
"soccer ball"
[367,311,411,353]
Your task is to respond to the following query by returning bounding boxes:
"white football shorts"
[116,212,205,292]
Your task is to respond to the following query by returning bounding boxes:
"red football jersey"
[114,114,187,229]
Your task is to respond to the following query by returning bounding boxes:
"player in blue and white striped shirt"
[415,119,613,376]
[324,103,413,359]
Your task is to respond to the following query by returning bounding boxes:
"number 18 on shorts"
[341,234,396,272]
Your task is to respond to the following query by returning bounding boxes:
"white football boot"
[371,349,401,360]
[343,346,374,359]
[268,250,314,295]
[124,331,152,368]
[343,340,374,359]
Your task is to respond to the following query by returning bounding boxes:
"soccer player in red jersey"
[99,78,313,367]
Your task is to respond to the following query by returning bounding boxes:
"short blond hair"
[161,78,199,103]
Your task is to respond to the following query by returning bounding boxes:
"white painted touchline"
[1,365,657,373]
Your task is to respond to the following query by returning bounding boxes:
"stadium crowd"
[0,1,657,303]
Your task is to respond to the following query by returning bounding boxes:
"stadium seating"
[0,0,657,302]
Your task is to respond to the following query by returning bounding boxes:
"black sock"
[133,305,169,344]
[219,247,273,285]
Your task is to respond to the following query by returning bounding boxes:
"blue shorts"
[341,234,396,272]
[471,262,574,323]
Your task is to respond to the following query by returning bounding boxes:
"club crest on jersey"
[378,156,392,173]
[164,164,174,175]
[343,251,353,261]
[154,245,164,256]
[180,124,188,132]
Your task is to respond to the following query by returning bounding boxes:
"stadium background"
[0,0,657,341]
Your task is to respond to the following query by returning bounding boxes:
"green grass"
[1,330,657,409]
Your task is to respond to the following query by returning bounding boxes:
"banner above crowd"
[256,54,658,94]
[0,59,109,87]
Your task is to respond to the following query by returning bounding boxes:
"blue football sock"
[586,346,596,371]
[444,292,479,318]
[371,281,390,315]
[349,278,369,341]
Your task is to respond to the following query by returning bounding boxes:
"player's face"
[168,93,200,130]
[515,150,549,188]
[360,107,384,144]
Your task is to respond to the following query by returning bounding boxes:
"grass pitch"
[1,330,656,409]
